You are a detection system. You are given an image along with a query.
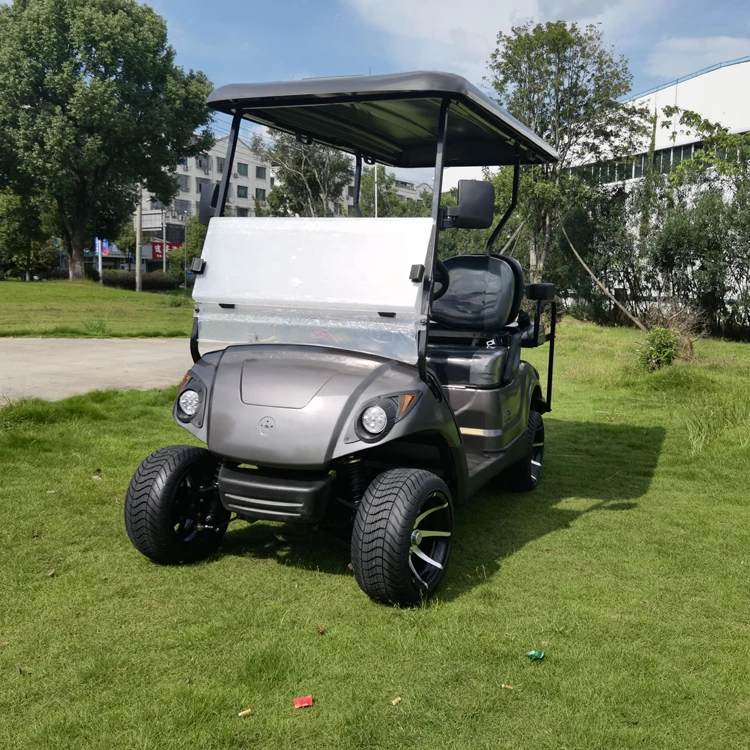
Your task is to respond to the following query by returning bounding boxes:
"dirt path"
[0,338,192,402]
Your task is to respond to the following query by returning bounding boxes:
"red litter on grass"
[294,695,313,709]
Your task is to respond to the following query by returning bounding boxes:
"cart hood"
[191,345,445,469]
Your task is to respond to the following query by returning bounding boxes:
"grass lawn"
[0,280,194,338]
[1,320,749,749]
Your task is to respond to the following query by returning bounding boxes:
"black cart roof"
[207,71,558,169]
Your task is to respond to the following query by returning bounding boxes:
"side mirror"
[444,180,495,229]
[199,183,219,227]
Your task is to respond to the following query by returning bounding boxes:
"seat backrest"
[431,254,522,333]
[497,254,525,324]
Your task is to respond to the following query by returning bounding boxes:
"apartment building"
[141,136,273,242]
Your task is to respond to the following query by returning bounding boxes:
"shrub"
[638,327,680,371]
[101,270,134,288]
[143,271,180,291]
[101,270,180,291]
[85,266,100,282]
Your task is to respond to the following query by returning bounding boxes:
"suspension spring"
[338,456,367,505]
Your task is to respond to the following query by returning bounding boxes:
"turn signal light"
[398,393,418,418]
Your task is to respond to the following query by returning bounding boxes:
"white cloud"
[345,0,669,84]
[647,36,750,80]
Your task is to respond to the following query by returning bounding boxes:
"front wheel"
[351,469,453,605]
[125,445,230,565]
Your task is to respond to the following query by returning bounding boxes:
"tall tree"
[0,0,213,279]
[487,22,648,280]
[251,132,352,217]
[0,189,56,280]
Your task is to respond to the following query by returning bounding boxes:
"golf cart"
[125,72,558,604]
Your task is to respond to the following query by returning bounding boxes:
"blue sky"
[149,0,750,97]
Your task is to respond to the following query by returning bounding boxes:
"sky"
[150,0,750,93]
[147,0,750,186]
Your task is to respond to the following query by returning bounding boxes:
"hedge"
[101,270,181,291]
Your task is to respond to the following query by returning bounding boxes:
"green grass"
[1,321,749,749]
[0,280,193,337]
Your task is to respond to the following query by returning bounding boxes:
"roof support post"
[352,154,363,217]
[485,155,520,256]
[418,98,450,382]
[217,111,242,217]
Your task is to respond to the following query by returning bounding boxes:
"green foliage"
[0,188,57,278]
[102,269,180,291]
[167,215,204,283]
[251,132,352,216]
[487,22,648,281]
[0,0,214,279]
[638,327,680,371]
[357,166,432,218]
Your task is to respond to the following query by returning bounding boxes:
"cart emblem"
[259,416,275,435]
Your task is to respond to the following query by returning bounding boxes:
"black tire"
[125,445,230,565]
[351,468,453,605]
[504,410,544,491]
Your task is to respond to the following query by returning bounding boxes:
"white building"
[582,56,750,183]
[141,136,274,241]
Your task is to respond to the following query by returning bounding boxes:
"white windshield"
[193,217,433,363]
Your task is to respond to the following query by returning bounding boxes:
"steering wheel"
[432,259,450,301]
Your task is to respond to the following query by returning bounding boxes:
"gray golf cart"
[125,72,558,604]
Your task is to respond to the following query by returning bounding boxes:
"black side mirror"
[444,180,495,229]
[199,183,219,227]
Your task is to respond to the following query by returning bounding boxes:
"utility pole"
[374,164,378,218]
[135,185,143,292]
[162,208,167,272]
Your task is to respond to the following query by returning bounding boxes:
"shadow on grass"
[219,419,666,595]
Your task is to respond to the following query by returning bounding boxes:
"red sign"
[152,240,182,260]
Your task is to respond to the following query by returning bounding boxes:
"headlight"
[178,389,201,416]
[361,405,388,434]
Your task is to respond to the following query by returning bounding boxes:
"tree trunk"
[68,232,86,280]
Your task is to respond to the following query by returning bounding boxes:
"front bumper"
[218,464,332,523]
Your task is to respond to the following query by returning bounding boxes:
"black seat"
[428,254,525,388]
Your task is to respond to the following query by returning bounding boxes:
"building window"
[256,166,267,180]
[348,185,355,198]
[173,199,190,216]
[177,174,190,192]
[150,199,165,210]
[196,177,211,193]
[237,185,248,199]
[217,157,225,173]
[237,163,248,177]
[270,176,275,188]
[237,208,249,217]
[196,154,211,170]
[256,188,266,202]
[633,155,644,179]
[178,156,188,168]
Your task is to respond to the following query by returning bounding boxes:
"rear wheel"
[125,445,230,564]
[504,410,544,491]
[351,468,453,605]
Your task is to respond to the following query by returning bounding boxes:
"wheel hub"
[411,530,423,545]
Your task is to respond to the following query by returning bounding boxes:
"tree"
[0,0,214,279]
[251,132,352,216]
[487,22,648,280]
[0,189,57,280]
[167,215,205,284]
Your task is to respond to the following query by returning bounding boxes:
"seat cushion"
[427,344,508,388]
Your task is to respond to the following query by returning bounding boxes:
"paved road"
[0,338,192,402]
